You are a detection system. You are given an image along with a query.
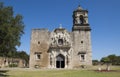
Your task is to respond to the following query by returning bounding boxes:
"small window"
[81,54,84,61]
[81,41,83,44]
[80,54,85,62]
[58,39,63,45]
[38,41,40,44]
[35,53,41,60]
[37,54,40,59]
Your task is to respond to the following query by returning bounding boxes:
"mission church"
[29,5,92,69]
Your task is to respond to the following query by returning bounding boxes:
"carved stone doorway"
[56,54,65,68]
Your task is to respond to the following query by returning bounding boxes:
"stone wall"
[72,29,92,68]
[0,57,26,68]
[29,27,92,69]
[29,29,50,68]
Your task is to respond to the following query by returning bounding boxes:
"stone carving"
[50,30,71,46]
[75,16,80,24]
[74,15,86,24]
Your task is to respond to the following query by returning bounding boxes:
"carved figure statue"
[75,16,80,24]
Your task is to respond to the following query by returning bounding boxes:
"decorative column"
[54,56,56,68]
[65,55,67,68]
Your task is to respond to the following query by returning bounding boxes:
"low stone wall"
[0,57,26,68]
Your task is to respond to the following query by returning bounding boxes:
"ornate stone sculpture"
[50,29,71,46]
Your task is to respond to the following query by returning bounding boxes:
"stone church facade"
[29,6,92,69]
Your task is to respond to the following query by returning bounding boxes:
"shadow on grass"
[0,70,9,77]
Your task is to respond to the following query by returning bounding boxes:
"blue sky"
[1,0,120,60]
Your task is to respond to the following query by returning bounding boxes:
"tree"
[108,54,117,65]
[101,54,120,65]
[117,56,120,65]
[100,54,120,71]
[101,57,110,63]
[92,60,99,65]
[0,2,24,57]
[101,57,110,70]
[19,51,29,62]
[17,51,29,66]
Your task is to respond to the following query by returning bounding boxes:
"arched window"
[58,39,63,45]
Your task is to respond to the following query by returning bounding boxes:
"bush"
[81,65,86,68]
[34,65,40,68]
[92,60,99,65]
[9,64,18,67]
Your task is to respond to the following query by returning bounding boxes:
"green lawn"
[0,66,120,77]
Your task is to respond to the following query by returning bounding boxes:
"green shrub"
[9,64,18,67]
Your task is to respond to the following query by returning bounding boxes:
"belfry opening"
[56,54,65,68]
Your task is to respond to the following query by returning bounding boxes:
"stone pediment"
[50,27,71,48]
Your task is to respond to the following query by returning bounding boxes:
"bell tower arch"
[72,5,89,26]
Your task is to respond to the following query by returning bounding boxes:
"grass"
[1,66,120,77]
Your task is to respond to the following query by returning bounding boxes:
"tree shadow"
[0,70,9,77]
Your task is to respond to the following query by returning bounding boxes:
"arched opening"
[56,54,65,68]
[79,15,84,24]
[58,39,63,45]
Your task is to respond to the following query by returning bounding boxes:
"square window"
[35,54,41,60]
[80,54,85,62]
[37,54,40,59]
[81,54,84,61]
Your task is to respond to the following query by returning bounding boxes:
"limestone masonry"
[29,6,92,69]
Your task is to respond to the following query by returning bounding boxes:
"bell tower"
[72,5,90,30]
[72,5,92,67]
